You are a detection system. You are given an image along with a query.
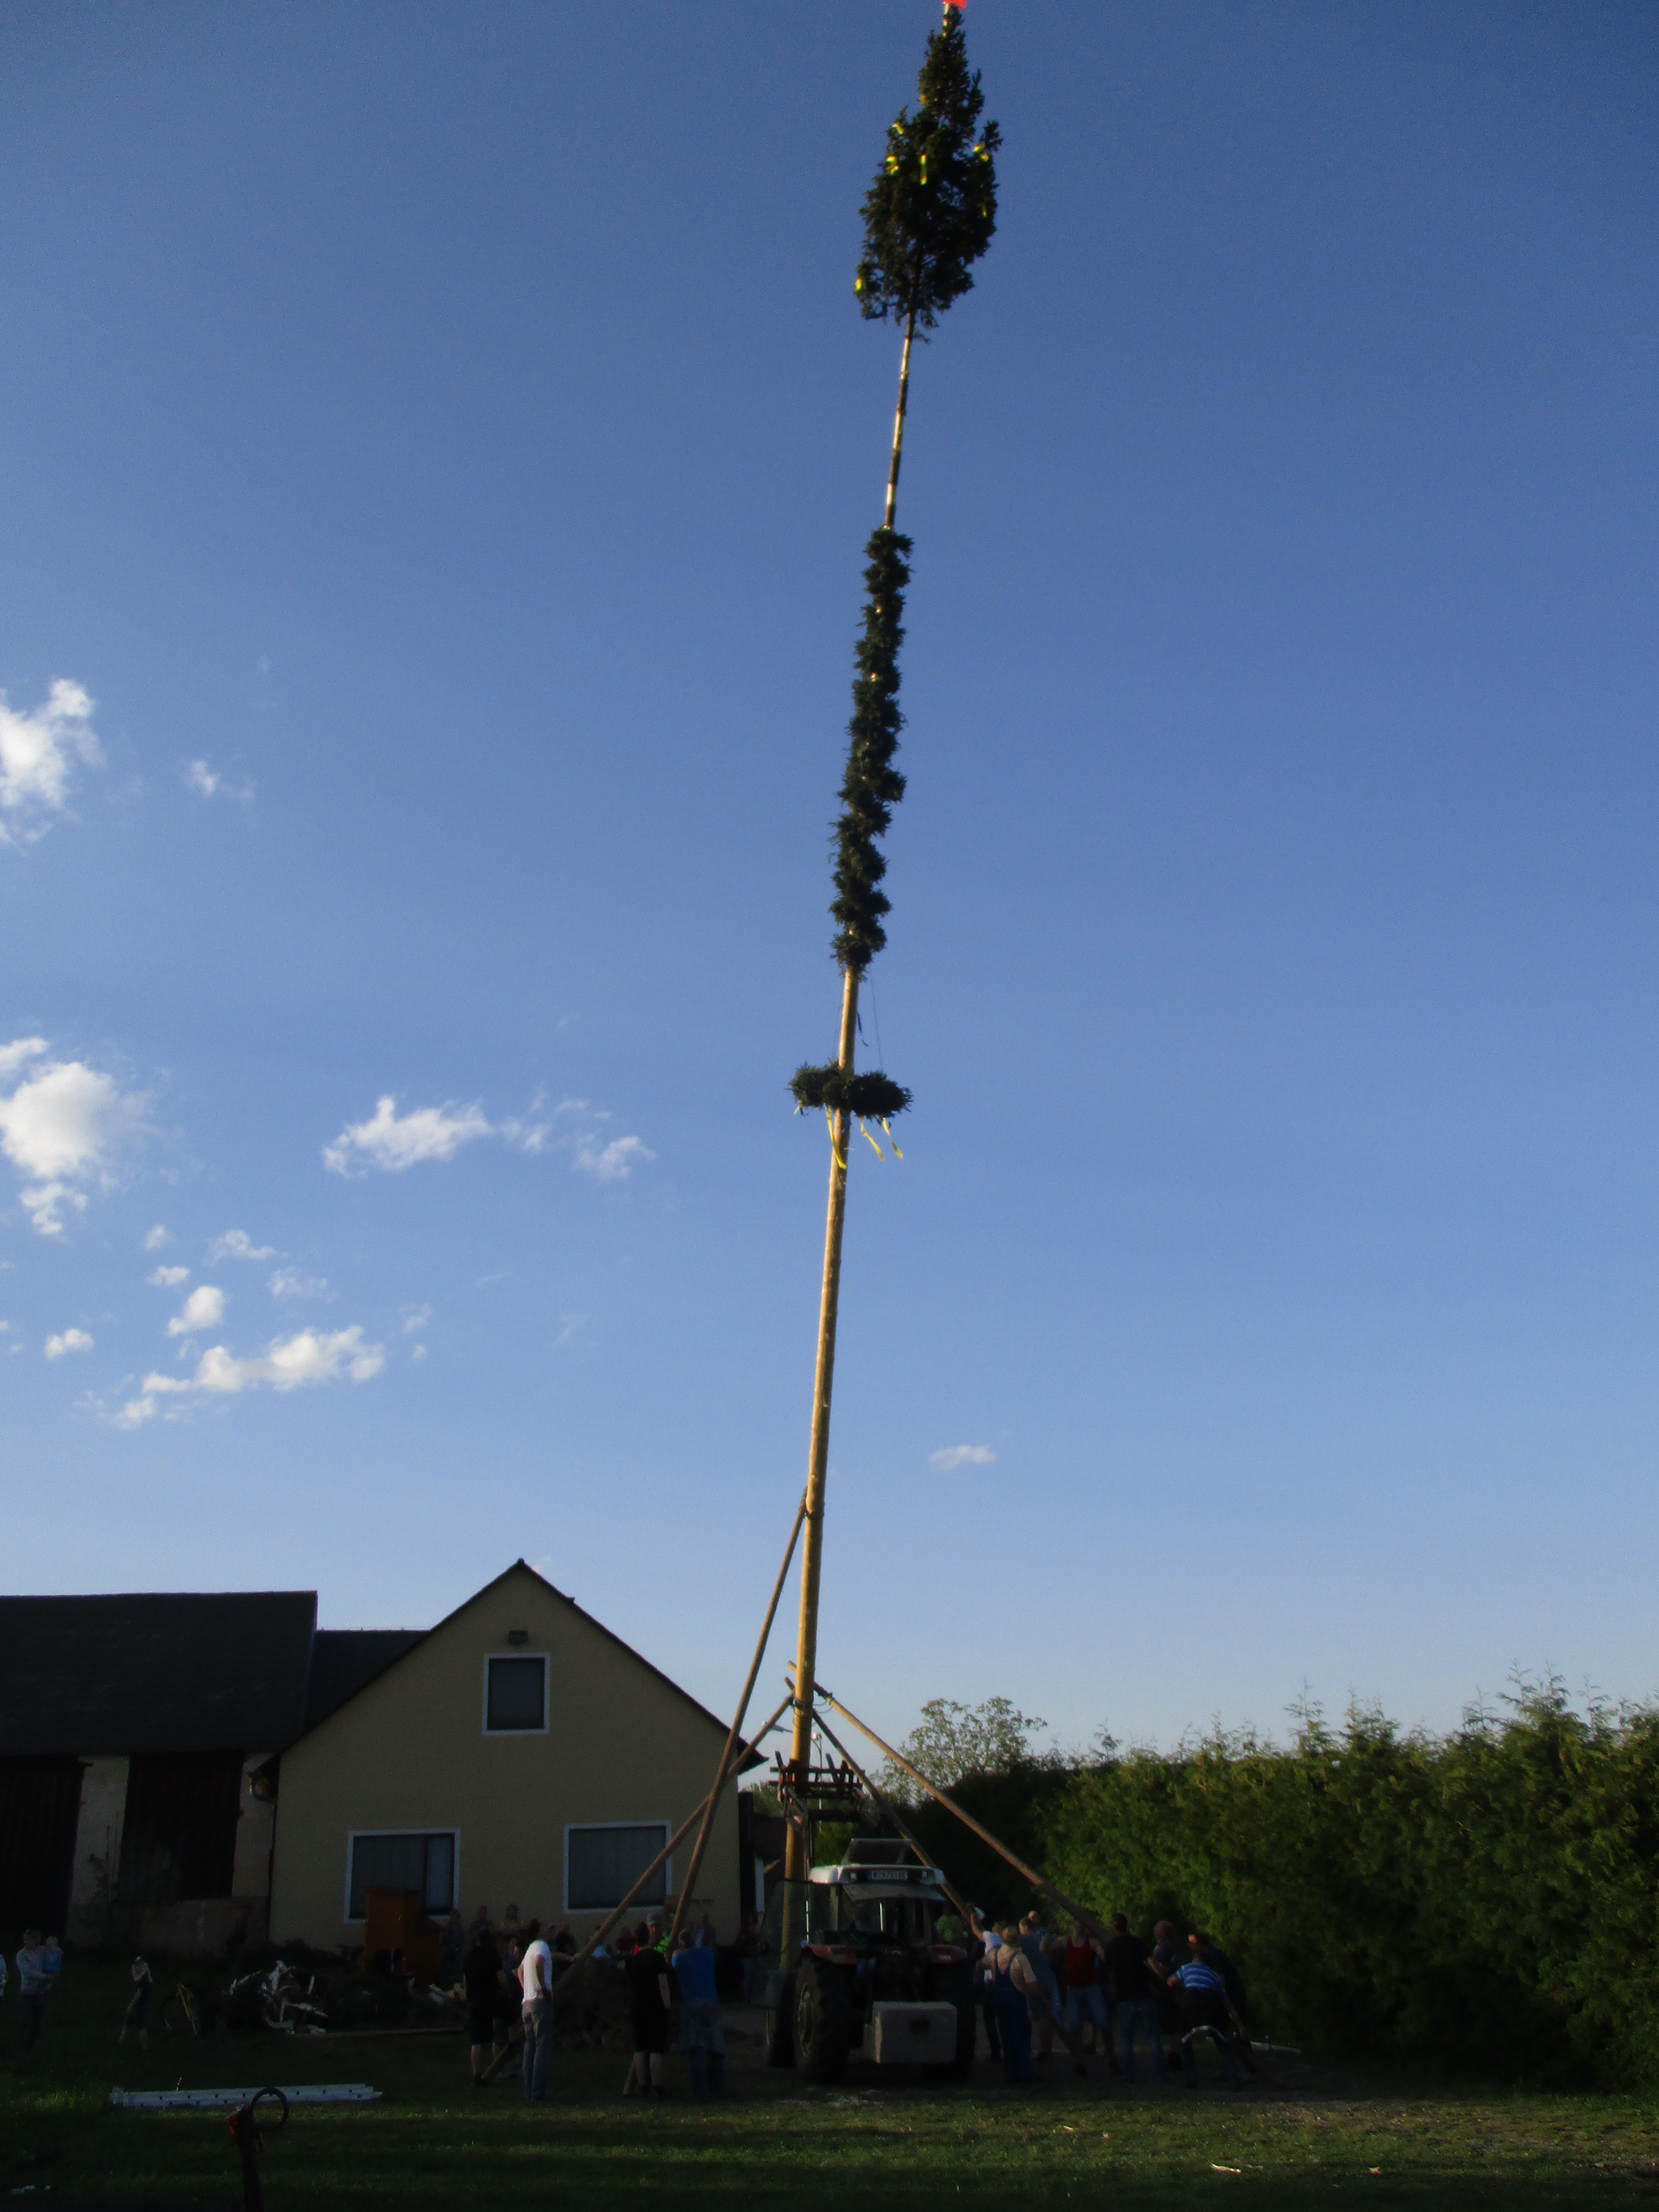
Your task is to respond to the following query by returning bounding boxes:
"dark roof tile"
[0,1592,317,1756]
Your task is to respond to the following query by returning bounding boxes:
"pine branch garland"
[830,526,911,978]
[789,1064,912,1122]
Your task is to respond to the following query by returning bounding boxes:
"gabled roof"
[304,1629,428,1732]
[0,1592,318,1757]
[296,1560,764,1770]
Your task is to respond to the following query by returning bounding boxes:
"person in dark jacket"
[1101,1914,1168,2086]
[463,1926,510,2084]
[623,1925,672,2097]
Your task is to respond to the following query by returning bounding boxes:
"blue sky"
[3,1,1656,1754]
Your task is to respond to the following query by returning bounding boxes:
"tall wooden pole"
[783,966,859,1885]
[783,311,916,1902]
[882,312,916,530]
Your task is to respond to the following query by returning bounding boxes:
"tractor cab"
[761,1835,976,2081]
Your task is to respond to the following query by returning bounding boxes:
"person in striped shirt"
[1167,1936,1245,2089]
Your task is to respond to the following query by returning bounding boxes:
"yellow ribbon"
[861,1121,885,1161]
[880,1118,905,1161]
[824,1106,847,1172]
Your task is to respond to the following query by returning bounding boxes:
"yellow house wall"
[269,1566,742,1950]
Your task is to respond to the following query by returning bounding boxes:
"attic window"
[485,1653,548,1733]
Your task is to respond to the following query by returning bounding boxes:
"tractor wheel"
[792,1957,851,2083]
[764,1972,796,2069]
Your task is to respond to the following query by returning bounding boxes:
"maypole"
[780,1,999,1932]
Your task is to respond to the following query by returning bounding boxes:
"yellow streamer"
[861,1121,885,1161]
[824,1106,847,1172]
[880,1118,905,1161]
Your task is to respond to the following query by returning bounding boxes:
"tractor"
[759,1834,977,2082]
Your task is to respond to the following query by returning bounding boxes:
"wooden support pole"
[807,1703,974,1926]
[573,1692,795,1970]
[668,1494,808,1946]
[814,1685,1114,1946]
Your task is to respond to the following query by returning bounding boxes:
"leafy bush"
[1036,1681,1659,2084]
[881,1681,1659,2084]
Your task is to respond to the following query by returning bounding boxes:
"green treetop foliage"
[884,1694,1057,1796]
[854,10,1001,331]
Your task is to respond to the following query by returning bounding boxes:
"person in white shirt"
[517,1919,554,2100]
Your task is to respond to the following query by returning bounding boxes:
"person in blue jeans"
[671,1930,726,2097]
[991,1926,1039,2083]
[1101,1914,1167,2086]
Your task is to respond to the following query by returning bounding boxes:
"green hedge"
[906,1684,1659,2085]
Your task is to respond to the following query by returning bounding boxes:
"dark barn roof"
[0,1592,319,1757]
[303,1629,427,1732]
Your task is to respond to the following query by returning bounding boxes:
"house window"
[485,1653,548,1733]
[346,1831,457,1920]
[565,1823,670,1912]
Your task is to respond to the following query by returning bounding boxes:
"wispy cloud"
[142,1224,171,1252]
[0,1039,146,1236]
[324,1095,493,1176]
[269,1267,328,1300]
[115,1325,385,1428]
[929,1444,998,1472]
[148,1264,190,1288]
[45,1327,93,1358]
[401,1305,431,1334]
[167,1284,225,1336]
[322,1088,651,1183]
[555,1314,588,1346]
[208,1229,276,1263]
[574,1134,653,1182]
[182,759,253,803]
[0,679,102,846]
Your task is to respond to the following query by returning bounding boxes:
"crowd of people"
[3,1892,1245,2097]
[945,1908,1250,2090]
[452,1902,742,2102]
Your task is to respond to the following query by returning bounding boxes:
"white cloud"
[208,1229,276,1263]
[574,1135,653,1182]
[554,1313,588,1346]
[0,1038,46,1079]
[167,1284,225,1336]
[0,1046,143,1235]
[0,680,103,845]
[148,1264,190,1288]
[324,1095,492,1176]
[125,1325,384,1423]
[183,759,253,803]
[45,1327,93,1358]
[401,1304,431,1334]
[410,1342,427,1363]
[929,1444,998,1472]
[269,1267,327,1300]
[142,1224,171,1251]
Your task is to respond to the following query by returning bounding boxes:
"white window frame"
[481,1650,550,1736]
[562,1820,671,1915]
[343,1827,460,1924]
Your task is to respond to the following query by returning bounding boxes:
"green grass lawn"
[5,1956,1657,2208]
